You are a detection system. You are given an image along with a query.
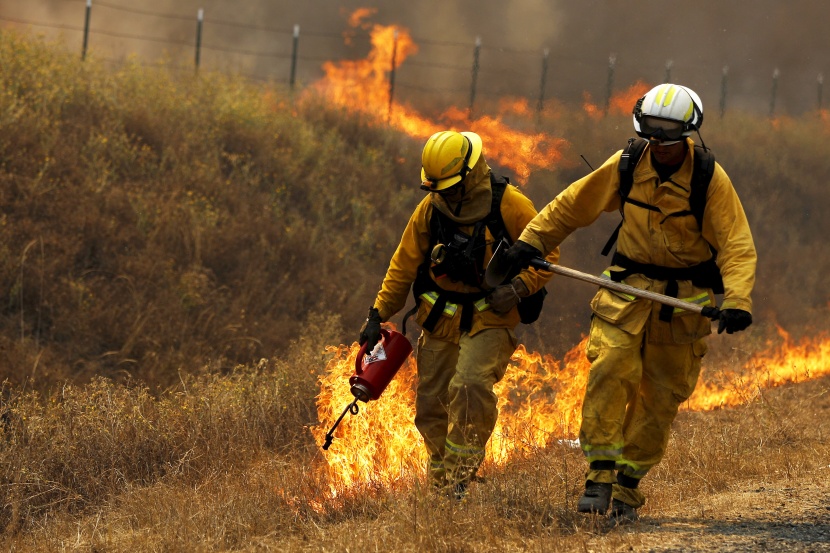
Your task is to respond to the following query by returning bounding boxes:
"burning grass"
[1,23,829,551]
[2,339,827,550]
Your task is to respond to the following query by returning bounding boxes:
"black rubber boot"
[609,498,639,525]
[577,481,612,514]
[452,481,468,502]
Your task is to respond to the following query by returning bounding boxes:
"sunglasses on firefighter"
[419,137,473,193]
[638,116,686,142]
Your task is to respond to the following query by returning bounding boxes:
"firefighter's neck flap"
[431,155,493,224]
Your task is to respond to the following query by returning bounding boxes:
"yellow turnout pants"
[580,311,708,507]
[414,328,516,488]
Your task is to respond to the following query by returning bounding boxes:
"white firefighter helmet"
[633,84,703,142]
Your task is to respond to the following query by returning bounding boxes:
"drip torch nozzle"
[321,397,360,450]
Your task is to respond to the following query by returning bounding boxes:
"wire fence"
[1,1,826,120]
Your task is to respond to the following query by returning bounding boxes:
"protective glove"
[359,307,383,351]
[487,278,529,315]
[717,309,752,334]
[504,240,543,270]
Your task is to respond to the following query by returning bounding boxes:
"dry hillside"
[0,29,828,552]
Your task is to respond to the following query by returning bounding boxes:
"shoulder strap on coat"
[689,145,715,229]
[600,138,648,256]
[485,172,510,243]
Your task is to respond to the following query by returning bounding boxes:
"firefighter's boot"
[577,481,612,514]
[451,481,468,502]
[609,498,639,525]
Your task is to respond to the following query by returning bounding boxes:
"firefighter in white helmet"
[504,84,757,524]
[359,130,558,499]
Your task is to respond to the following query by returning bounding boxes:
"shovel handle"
[529,258,721,320]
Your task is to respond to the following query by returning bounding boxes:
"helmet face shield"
[637,116,685,141]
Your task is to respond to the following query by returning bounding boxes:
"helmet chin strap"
[696,129,708,151]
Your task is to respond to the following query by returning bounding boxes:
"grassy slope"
[0,30,422,388]
[0,30,829,549]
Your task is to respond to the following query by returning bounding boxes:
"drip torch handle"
[321,397,360,451]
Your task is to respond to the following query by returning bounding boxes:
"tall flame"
[686,326,830,410]
[312,328,830,494]
[308,10,569,183]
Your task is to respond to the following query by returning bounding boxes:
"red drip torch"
[322,329,413,450]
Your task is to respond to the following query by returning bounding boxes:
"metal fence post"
[468,37,481,120]
[720,66,729,119]
[388,30,398,122]
[536,48,549,124]
[289,24,299,90]
[769,68,779,118]
[81,0,91,60]
[195,8,204,72]
[604,54,616,115]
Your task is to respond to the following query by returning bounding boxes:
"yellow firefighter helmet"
[420,131,483,191]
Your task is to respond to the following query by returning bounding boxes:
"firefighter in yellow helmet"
[359,130,558,499]
[504,84,757,524]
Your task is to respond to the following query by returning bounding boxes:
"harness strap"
[422,295,448,332]
[401,304,418,336]
[459,302,475,332]
[609,252,721,321]
[600,221,622,257]
[660,279,678,322]
[404,174,510,336]
[404,286,490,335]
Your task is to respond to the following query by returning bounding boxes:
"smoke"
[4,0,829,355]
[6,0,826,113]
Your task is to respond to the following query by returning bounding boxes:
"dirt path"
[609,477,830,552]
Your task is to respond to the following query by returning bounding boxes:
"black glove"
[359,307,383,350]
[717,309,752,334]
[504,240,543,270]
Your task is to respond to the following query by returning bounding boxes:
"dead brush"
[647,375,830,518]
[0,312,337,536]
[0,29,422,392]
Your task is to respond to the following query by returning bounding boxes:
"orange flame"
[308,10,570,184]
[582,81,651,119]
[582,91,603,120]
[311,340,422,491]
[686,326,830,410]
[346,7,376,28]
[312,328,830,494]
[310,334,592,491]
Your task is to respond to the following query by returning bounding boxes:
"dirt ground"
[605,477,830,552]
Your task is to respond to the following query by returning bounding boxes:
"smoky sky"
[5,0,829,115]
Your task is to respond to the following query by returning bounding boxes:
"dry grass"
[2,374,826,551]
[0,30,422,390]
[0,30,828,551]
